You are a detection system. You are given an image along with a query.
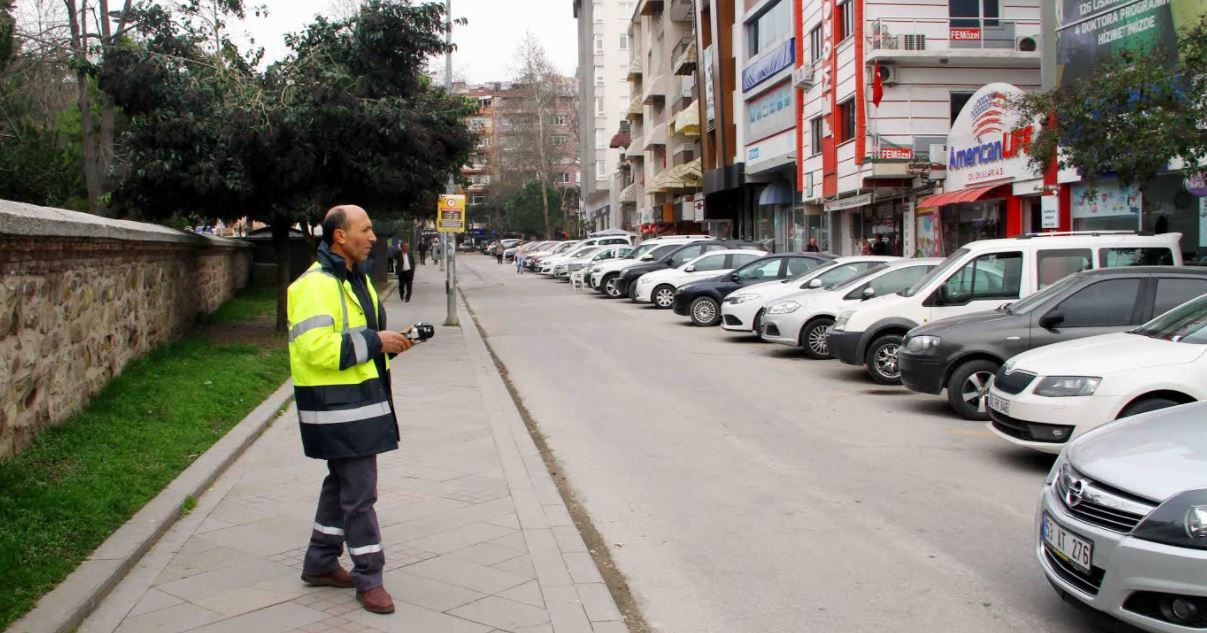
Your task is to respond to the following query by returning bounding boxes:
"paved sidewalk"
[77,265,627,633]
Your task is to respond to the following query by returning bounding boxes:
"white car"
[541,245,601,275]
[590,237,705,296]
[563,245,632,280]
[986,293,1207,454]
[828,231,1183,385]
[634,249,767,308]
[527,240,580,269]
[720,256,900,334]
[760,259,942,358]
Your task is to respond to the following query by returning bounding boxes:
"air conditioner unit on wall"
[899,34,926,51]
[876,64,898,86]
[1016,36,1038,52]
[793,65,814,89]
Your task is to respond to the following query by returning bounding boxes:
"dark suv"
[899,266,1207,420]
[613,240,761,300]
[672,254,834,326]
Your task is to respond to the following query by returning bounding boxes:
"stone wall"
[0,200,253,459]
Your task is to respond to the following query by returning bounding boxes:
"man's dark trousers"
[398,269,414,302]
[302,455,384,592]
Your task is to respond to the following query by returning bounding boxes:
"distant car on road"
[633,249,767,308]
[672,253,834,326]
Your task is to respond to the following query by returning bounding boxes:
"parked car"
[672,253,835,326]
[986,292,1207,454]
[760,259,942,358]
[590,237,715,296]
[614,240,763,300]
[505,240,547,262]
[828,231,1183,385]
[720,256,901,334]
[540,245,603,275]
[633,249,768,308]
[1035,401,1207,631]
[564,246,632,281]
[527,240,581,269]
[900,267,1207,420]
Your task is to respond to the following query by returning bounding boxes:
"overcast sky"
[236,0,579,83]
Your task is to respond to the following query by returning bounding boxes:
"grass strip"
[0,287,290,630]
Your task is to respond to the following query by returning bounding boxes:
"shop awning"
[619,182,639,203]
[917,184,1004,209]
[758,181,794,206]
[672,100,700,137]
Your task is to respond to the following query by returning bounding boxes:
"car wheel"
[690,297,721,326]
[1119,397,1184,419]
[752,308,766,335]
[653,285,676,309]
[945,360,999,421]
[864,334,904,385]
[627,281,638,301]
[799,317,835,360]
[602,274,621,298]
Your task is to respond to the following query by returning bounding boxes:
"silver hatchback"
[1038,401,1207,631]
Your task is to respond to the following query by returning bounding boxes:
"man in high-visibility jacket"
[288,205,414,615]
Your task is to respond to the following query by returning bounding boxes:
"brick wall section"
[0,200,253,459]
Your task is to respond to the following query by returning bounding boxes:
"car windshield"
[648,244,680,259]
[827,264,889,291]
[569,247,600,259]
[811,263,874,288]
[626,243,659,259]
[899,248,970,297]
[1006,275,1081,315]
[784,261,840,283]
[1131,295,1207,343]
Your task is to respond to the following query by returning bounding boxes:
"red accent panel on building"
[795,0,805,191]
[822,0,838,196]
[1006,195,1023,236]
[854,0,866,166]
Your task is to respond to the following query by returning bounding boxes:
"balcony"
[668,0,692,22]
[643,123,668,150]
[642,72,668,105]
[868,17,1041,67]
[627,57,643,81]
[636,0,663,17]
[626,137,645,159]
[628,94,644,120]
[672,37,697,76]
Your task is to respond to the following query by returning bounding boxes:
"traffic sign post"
[437,193,463,326]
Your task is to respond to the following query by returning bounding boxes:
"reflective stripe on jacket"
[287,246,397,460]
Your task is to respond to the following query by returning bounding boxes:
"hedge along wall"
[0,200,254,459]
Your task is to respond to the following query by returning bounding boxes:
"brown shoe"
[300,566,354,588]
[357,586,395,614]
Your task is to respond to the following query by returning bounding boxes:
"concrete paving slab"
[448,595,551,631]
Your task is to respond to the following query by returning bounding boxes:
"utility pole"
[443,0,459,326]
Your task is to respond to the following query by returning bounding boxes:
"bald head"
[323,205,376,269]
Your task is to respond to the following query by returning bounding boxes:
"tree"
[504,180,562,237]
[101,0,477,331]
[1014,18,1207,202]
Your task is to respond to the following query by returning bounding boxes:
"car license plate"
[988,393,1010,416]
[1043,513,1094,574]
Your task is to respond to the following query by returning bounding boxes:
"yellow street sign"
[436,194,466,233]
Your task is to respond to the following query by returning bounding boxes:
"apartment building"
[799,0,1042,257]
[456,84,497,210]
[575,0,638,231]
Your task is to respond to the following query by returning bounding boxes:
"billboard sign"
[1054,0,1207,86]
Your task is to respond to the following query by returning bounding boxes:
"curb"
[6,380,295,633]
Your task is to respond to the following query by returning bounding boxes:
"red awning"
[917,184,1006,209]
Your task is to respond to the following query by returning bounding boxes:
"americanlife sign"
[1054,0,1207,86]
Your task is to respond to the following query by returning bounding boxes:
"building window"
[620,1,634,17]
[556,172,571,184]
[619,34,630,51]
[950,92,974,124]
[595,34,605,53]
[471,195,487,205]
[596,161,606,179]
[837,0,854,42]
[950,0,1000,27]
[555,113,569,126]
[594,1,603,23]
[809,25,823,64]
[746,0,792,57]
[595,127,606,149]
[810,116,824,155]
[595,97,605,115]
[551,135,568,145]
[838,99,855,143]
[594,66,605,86]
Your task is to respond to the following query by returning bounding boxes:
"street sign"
[437,194,466,233]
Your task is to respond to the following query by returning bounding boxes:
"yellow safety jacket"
[287,243,397,460]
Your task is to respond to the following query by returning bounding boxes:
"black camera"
[406,322,435,341]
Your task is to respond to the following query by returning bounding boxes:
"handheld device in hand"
[406,322,436,341]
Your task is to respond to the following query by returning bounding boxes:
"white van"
[827,231,1183,384]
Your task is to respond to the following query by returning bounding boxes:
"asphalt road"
[456,254,1117,633]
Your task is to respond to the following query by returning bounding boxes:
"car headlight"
[1133,489,1207,549]
[767,301,800,315]
[833,310,855,332]
[905,335,941,353]
[726,293,759,305]
[569,263,585,271]
[1033,376,1101,397]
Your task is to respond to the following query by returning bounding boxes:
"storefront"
[1070,173,1205,261]
[917,83,1044,255]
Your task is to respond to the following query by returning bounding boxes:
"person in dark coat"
[396,241,415,302]
[417,238,428,265]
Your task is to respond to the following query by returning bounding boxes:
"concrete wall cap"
[0,199,251,248]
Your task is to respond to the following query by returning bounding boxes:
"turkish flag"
[872,61,884,107]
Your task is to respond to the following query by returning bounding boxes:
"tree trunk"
[272,215,292,333]
[75,69,103,213]
[535,104,551,239]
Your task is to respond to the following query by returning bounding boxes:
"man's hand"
[378,331,414,355]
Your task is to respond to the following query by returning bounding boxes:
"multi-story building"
[798,0,1043,257]
[456,84,497,211]
[574,0,638,231]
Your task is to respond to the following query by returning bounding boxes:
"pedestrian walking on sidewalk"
[494,242,504,264]
[286,205,418,616]
[514,241,525,274]
[396,241,415,302]
[417,238,428,265]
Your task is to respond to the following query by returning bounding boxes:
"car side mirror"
[862,287,876,300]
[641,255,654,261]
[1040,311,1065,330]
[806,278,823,288]
[684,265,696,273]
[730,272,741,282]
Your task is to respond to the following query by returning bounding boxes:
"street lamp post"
[443,0,459,327]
